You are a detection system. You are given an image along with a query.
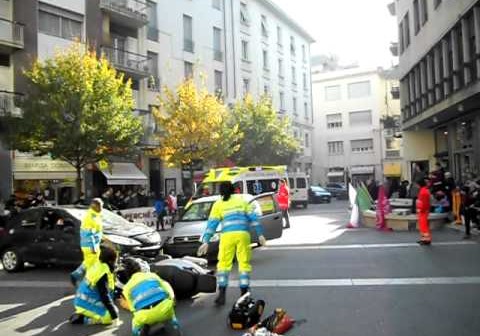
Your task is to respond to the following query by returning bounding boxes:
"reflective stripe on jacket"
[202,194,263,243]
[80,208,103,250]
[74,261,114,317]
[123,272,173,312]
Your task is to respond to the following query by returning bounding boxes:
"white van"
[288,172,309,208]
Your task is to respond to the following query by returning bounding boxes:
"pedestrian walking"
[416,179,432,245]
[120,258,181,336]
[462,183,480,239]
[70,198,104,286]
[70,245,119,326]
[197,182,267,306]
[167,190,178,227]
[154,193,167,231]
[277,179,291,229]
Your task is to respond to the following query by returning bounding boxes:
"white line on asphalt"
[229,276,480,287]
[0,280,71,288]
[259,241,477,251]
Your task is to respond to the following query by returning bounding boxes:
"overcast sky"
[272,0,398,68]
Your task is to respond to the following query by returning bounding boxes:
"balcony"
[213,49,223,62]
[390,42,399,57]
[385,149,401,159]
[183,39,194,53]
[99,0,148,29]
[0,91,23,117]
[391,86,400,99]
[0,18,24,53]
[101,46,150,79]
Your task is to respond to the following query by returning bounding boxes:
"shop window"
[455,120,474,150]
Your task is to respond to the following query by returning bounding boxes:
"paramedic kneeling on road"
[197,182,266,306]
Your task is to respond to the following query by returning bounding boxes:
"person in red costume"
[416,178,432,245]
[277,179,290,229]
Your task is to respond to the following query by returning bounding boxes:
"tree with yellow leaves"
[153,79,239,192]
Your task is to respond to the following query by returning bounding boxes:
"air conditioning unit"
[383,129,394,137]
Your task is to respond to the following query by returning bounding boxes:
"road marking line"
[0,281,72,288]
[259,241,477,251]
[229,276,480,287]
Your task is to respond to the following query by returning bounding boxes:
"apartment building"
[396,0,480,182]
[311,66,402,186]
[0,0,314,200]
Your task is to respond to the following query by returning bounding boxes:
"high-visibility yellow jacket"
[123,272,174,312]
[80,208,103,252]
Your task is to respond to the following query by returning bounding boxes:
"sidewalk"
[446,221,480,237]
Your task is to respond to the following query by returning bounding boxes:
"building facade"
[311,66,402,186]
[396,0,480,182]
[0,0,314,201]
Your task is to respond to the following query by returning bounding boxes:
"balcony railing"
[99,0,148,28]
[0,91,23,117]
[184,39,194,53]
[101,46,150,79]
[213,49,223,62]
[385,149,401,158]
[0,18,24,51]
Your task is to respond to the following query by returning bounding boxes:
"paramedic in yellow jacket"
[70,198,104,286]
[197,182,266,306]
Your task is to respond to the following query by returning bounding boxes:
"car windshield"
[181,201,214,221]
[65,208,131,229]
[311,186,327,192]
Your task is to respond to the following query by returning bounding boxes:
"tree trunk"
[189,165,195,196]
[75,165,82,200]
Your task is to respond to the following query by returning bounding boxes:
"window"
[304,102,309,120]
[213,27,222,61]
[240,2,249,25]
[214,70,223,94]
[413,0,420,34]
[326,113,342,129]
[348,81,371,98]
[302,45,306,62]
[398,21,404,54]
[293,97,297,115]
[243,78,250,96]
[263,85,269,95]
[303,73,307,90]
[261,15,268,38]
[277,26,282,46]
[212,0,222,10]
[183,15,194,52]
[420,0,428,25]
[254,195,276,215]
[296,177,307,188]
[241,40,249,61]
[279,91,285,110]
[351,139,374,153]
[434,0,441,9]
[184,61,193,78]
[304,133,310,148]
[290,36,296,56]
[147,51,159,91]
[278,59,284,78]
[404,12,410,47]
[263,50,269,70]
[38,8,82,41]
[147,1,158,41]
[291,66,296,84]
[349,110,372,126]
[325,85,341,101]
[328,141,344,155]
[0,54,10,67]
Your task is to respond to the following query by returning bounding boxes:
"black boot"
[139,325,150,336]
[69,313,84,325]
[240,287,250,296]
[215,286,226,306]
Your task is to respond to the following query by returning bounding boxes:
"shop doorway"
[454,151,474,183]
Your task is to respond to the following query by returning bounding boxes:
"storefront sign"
[119,207,157,227]
[14,158,75,172]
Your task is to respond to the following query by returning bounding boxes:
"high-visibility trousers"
[452,191,462,225]
[217,231,252,274]
[418,212,431,241]
[132,298,176,336]
[81,248,100,269]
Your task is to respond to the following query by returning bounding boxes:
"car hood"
[315,191,331,196]
[171,220,207,237]
[104,222,153,238]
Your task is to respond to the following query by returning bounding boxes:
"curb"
[446,222,480,236]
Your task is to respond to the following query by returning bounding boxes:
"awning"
[327,171,344,177]
[384,163,402,177]
[13,156,77,180]
[351,166,375,175]
[101,162,148,185]
[14,171,77,180]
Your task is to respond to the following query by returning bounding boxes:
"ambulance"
[193,166,288,199]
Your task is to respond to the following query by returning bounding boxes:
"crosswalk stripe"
[259,241,477,251]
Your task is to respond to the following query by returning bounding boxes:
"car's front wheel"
[1,248,24,272]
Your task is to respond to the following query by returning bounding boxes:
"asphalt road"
[1,200,480,336]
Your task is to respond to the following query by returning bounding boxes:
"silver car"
[163,193,283,260]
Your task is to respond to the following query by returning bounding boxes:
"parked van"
[288,172,309,208]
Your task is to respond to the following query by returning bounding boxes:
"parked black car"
[308,186,332,203]
[0,206,162,272]
[325,183,348,200]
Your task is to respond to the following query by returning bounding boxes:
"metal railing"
[0,91,23,116]
[101,46,149,76]
[183,39,194,53]
[213,49,223,62]
[0,18,24,48]
[99,0,148,24]
[385,149,401,158]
